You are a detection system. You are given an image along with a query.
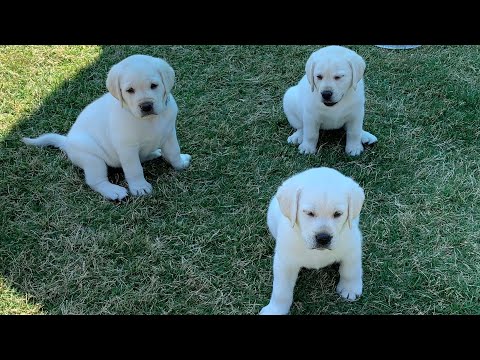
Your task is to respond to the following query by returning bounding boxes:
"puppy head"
[305,45,366,107]
[276,167,364,250]
[106,54,175,118]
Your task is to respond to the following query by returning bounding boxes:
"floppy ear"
[106,62,125,107]
[276,183,302,228]
[347,182,365,229]
[154,58,175,98]
[305,53,317,93]
[347,51,366,91]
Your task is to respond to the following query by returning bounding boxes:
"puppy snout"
[139,101,154,113]
[315,233,332,247]
[321,90,333,100]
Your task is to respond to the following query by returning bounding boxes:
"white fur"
[23,54,191,200]
[260,167,365,315]
[284,45,377,156]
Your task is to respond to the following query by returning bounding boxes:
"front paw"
[336,279,362,301]
[298,142,316,155]
[128,179,153,196]
[259,303,289,315]
[345,142,364,156]
[287,131,303,145]
[173,154,191,170]
[97,183,129,201]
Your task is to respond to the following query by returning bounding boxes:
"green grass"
[0,45,479,314]
[0,277,42,314]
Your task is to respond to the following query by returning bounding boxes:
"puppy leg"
[344,114,365,156]
[118,148,153,196]
[336,254,363,301]
[298,113,320,155]
[161,129,191,170]
[260,256,300,315]
[70,152,128,200]
[284,87,303,145]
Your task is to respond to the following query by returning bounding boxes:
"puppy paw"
[336,279,362,301]
[144,149,162,161]
[128,180,153,196]
[259,303,289,315]
[287,131,303,145]
[345,142,364,156]
[98,184,129,201]
[298,142,316,155]
[173,154,191,171]
[361,131,378,145]
[152,149,162,157]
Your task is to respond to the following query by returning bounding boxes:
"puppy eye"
[126,88,135,94]
[151,83,158,89]
[316,75,323,80]
[333,211,343,218]
[305,211,315,217]
[334,75,343,80]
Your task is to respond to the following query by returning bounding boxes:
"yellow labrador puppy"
[260,167,365,315]
[23,54,191,200]
[284,45,377,156]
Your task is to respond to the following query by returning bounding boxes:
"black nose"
[321,90,333,100]
[139,102,153,113]
[315,233,332,247]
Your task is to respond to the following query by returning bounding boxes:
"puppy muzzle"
[320,90,339,107]
[314,233,333,250]
[139,101,156,117]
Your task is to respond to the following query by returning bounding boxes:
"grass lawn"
[0,45,479,315]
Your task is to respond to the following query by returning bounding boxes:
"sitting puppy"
[23,54,191,200]
[260,167,365,315]
[284,45,377,156]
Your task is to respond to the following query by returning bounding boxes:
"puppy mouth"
[322,101,338,107]
[308,245,332,251]
[140,112,157,118]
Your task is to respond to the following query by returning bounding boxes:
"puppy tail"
[22,133,67,150]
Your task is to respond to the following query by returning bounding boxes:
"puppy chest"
[299,250,338,269]
[137,122,168,150]
[317,112,348,130]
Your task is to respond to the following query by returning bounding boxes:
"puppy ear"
[154,58,175,97]
[276,183,302,228]
[347,51,366,91]
[106,62,125,107]
[347,181,365,229]
[305,53,317,93]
